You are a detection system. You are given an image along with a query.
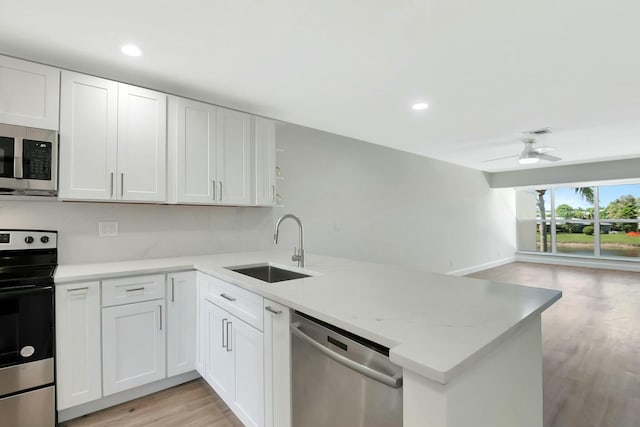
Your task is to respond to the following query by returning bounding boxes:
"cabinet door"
[195,273,208,376]
[0,55,60,130]
[59,71,118,200]
[231,314,265,427]
[254,117,276,206]
[102,299,166,395]
[263,300,291,427]
[174,98,217,204]
[167,271,197,377]
[55,282,102,410]
[117,83,167,202]
[216,107,251,205]
[203,299,235,401]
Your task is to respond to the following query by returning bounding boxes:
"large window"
[516,182,640,259]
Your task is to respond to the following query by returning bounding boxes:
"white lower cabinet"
[102,299,166,396]
[203,299,235,400]
[56,269,288,425]
[199,273,265,427]
[231,311,264,427]
[55,282,102,410]
[167,271,197,376]
[263,299,292,427]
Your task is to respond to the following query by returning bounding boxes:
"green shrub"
[583,226,594,235]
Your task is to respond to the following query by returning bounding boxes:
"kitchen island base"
[404,314,543,427]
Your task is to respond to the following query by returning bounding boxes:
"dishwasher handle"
[290,322,403,389]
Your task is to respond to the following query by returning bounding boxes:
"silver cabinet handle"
[159,305,163,330]
[171,277,175,302]
[212,180,216,200]
[226,321,232,352]
[265,306,282,315]
[222,318,228,348]
[220,293,236,302]
[120,173,124,197]
[272,185,276,203]
[126,287,145,292]
[219,181,223,201]
[290,322,403,389]
[67,286,88,292]
[110,172,114,197]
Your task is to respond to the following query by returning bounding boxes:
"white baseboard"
[515,252,640,272]
[447,256,515,276]
[57,371,200,422]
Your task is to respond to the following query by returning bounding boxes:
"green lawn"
[552,232,640,246]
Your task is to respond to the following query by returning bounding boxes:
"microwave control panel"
[23,139,52,180]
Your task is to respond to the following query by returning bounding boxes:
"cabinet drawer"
[102,274,165,307]
[204,275,263,331]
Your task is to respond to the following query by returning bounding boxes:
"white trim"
[515,252,640,272]
[447,257,516,276]
[57,371,200,422]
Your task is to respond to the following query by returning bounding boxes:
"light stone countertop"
[55,251,561,384]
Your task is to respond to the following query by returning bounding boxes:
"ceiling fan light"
[519,155,539,165]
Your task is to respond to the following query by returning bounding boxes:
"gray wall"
[0,201,273,264]
[490,158,640,188]
[274,124,516,274]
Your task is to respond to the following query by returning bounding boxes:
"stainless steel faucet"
[274,213,305,268]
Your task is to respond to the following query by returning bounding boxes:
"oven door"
[0,285,54,370]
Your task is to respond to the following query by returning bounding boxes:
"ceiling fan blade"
[533,146,555,154]
[538,153,561,162]
[481,154,520,163]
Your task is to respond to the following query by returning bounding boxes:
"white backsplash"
[0,200,274,264]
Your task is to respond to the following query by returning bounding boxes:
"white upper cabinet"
[117,84,167,202]
[0,55,60,130]
[253,117,276,206]
[59,71,118,200]
[59,72,167,202]
[168,100,256,206]
[170,97,217,204]
[216,107,251,205]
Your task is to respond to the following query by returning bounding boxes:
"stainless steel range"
[0,229,57,427]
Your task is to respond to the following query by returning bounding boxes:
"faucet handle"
[292,246,300,261]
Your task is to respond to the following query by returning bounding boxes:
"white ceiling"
[2,0,640,172]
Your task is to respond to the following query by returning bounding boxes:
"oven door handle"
[290,322,403,389]
[0,285,53,298]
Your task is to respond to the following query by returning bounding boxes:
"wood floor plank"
[470,262,640,427]
[59,379,243,427]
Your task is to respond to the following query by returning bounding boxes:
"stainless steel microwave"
[0,123,57,196]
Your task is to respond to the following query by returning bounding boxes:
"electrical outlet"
[334,223,342,232]
[98,221,118,237]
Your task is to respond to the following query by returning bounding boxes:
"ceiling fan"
[482,129,561,165]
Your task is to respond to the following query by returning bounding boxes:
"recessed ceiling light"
[411,102,429,111]
[121,44,142,57]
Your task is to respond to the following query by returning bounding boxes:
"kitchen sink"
[226,263,311,283]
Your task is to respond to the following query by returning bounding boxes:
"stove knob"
[24,236,34,244]
[41,236,50,244]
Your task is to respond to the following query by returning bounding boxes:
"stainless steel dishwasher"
[291,311,403,427]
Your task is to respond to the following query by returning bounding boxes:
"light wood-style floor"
[470,262,640,427]
[60,262,640,427]
[59,379,242,427]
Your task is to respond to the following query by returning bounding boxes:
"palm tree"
[574,187,594,204]
[536,190,548,252]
